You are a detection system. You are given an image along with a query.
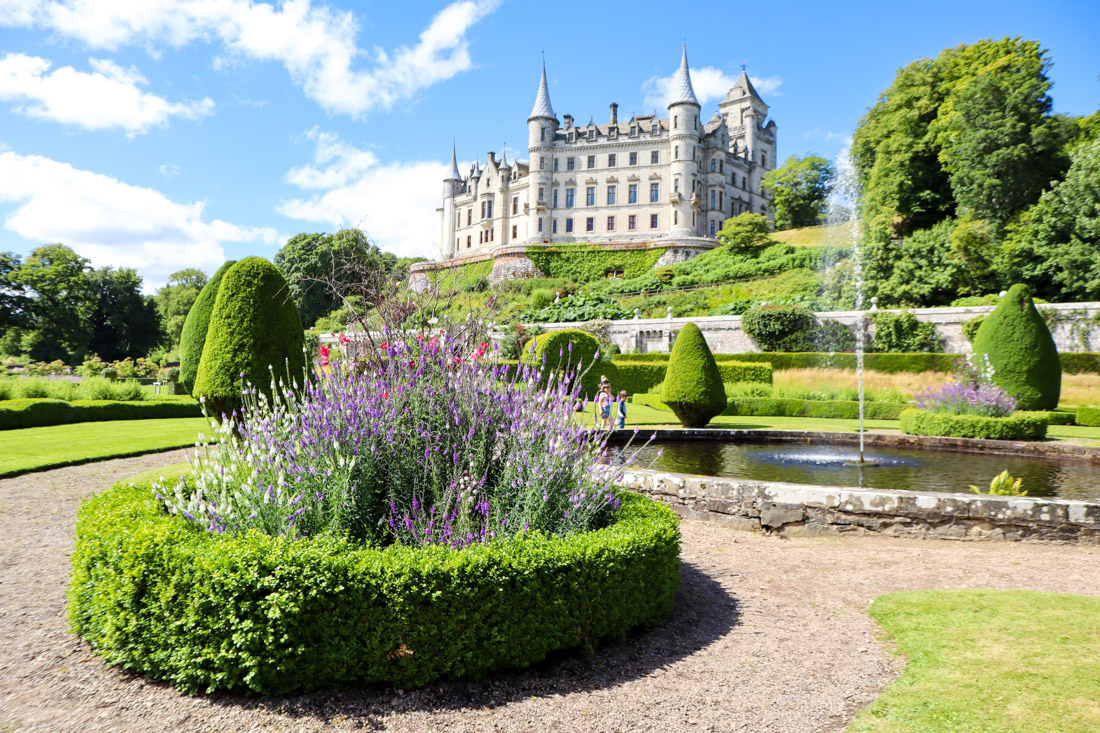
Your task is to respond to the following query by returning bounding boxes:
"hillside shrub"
[0,397,200,430]
[815,319,857,352]
[522,329,601,394]
[659,323,726,427]
[525,244,668,282]
[899,409,1049,440]
[70,482,680,694]
[193,258,304,416]
[742,305,816,352]
[524,293,630,323]
[871,311,944,353]
[963,315,986,344]
[971,284,1061,410]
[1077,407,1100,427]
[179,260,235,396]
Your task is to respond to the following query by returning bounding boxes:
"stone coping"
[606,427,1100,462]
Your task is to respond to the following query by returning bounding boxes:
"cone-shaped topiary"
[193,258,304,416]
[659,322,727,428]
[179,260,235,396]
[972,283,1061,410]
[522,329,601,395]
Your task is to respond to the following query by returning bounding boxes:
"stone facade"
[435,46,776,263]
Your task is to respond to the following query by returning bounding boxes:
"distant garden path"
[2,451,1099,733]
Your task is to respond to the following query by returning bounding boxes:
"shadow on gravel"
[208,561,740,727]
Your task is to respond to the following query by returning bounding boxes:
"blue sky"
[0,0,1097,290]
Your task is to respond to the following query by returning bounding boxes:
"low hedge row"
[899,409,1049,441]
[69,483,682,695]
[1059,354,1100,375]
[0,397,202,430]
[612,352,959,373]
[1077,407,1100,428]
[495,359,771,397]
[632,393,906,420]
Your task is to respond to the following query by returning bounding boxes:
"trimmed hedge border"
[632,393,906,420]
[69,484,682,695]
[612,352,960,373]
[494,359,771,398]
[899,409,1049,441]
[0,397,202,430]
[1078,407,1100,428]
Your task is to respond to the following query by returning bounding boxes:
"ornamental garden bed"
[69,482,680,695]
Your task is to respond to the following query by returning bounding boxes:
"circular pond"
[615,440,1100,501]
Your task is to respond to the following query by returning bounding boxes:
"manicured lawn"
[0,418,208,477]
[124,462,192,486]
[849,590,1100,733]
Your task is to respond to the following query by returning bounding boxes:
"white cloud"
[159,162,180,177]
[2,0,501,117]
[643,66,782,109]
[279,131,446,259]
[0,52,214,134]
[802,128,850,145]
[0,150,277,288]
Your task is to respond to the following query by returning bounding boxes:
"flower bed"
[69,481,681,695]
[0,397,200,430]
[899,408,1049,441]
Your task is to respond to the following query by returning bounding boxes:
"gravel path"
[3,452,1099,733]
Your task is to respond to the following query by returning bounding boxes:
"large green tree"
[761,154,836,230]
[87,268,162,361]
[9,244,95,362]
[275,229,372,328]
[153,268,208,350]
[715,213,774,251]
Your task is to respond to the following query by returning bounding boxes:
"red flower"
[339,333,350,346]
[320,344,331,367]
[381,340,388,350]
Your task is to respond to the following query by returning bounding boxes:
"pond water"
[614,441,1100,501]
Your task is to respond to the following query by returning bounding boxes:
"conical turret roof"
[732,69,764,102]
[447,144,461,181]
[668,44,699,108]
[529,61,556,120]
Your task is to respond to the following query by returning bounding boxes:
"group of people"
[594,375,627,430]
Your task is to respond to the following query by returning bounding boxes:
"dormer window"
[630,126,637,136]
[587,128,595,141]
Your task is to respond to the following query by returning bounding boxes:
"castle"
[425,46,777,282]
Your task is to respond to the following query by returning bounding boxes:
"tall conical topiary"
[193,258,305,416]
[659,322,726,428]
[179,260,235,396]
[972,283,1061,410]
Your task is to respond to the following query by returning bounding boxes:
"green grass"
[849,590,1100,733]
[124,461,192,486]
[0,418,208,477]
[771,223,848,247]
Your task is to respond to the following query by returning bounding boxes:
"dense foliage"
[899,408,1049,440]
[762,155,836,230]
[659,323,726,427]
[70,482,679,694]
[523,293,630,323]
[193,258,305,416]
[524,244,668,283]
[971,284,1060,410]
[870,311,944,353]
[151,269,208,352]
[178,261,235,396]
[741,304,856,352]
[522,328,602,394]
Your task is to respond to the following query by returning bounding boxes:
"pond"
[616,440,1100,501]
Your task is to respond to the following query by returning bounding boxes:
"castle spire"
[447,143,461,181]
[668,43,699,107]
[528,61,556,120]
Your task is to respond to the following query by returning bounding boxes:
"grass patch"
[124,462,192,487]
[771,224,846,247]
[0,418,208,477]
[850,589,1100,733]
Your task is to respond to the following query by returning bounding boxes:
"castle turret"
[720,67,776,221]
[667,44,701,237]
[440,145,462,259]
[527,61,557,242]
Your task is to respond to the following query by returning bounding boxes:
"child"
[617,390,628,429]
[598,384,613,430]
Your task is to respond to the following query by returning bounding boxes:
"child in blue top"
[617,390,627,429]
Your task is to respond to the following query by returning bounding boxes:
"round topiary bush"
[179,260,235,396]
[522,328,601,395]
[971,283,1061,410]
[660,322,726,428]
[69,480,680,696]
[193,258,304,416]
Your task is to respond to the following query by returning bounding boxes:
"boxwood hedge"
[1077,407,1100,428]
[899,409,1049,441]
[611,352,959,373]
[69,483,681,695]
[0,397,201,430]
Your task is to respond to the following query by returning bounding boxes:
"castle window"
[540,128,546,142]
[512,225,517,239]
[674,116,678,129]
[719,191,723,209]
[586,217,594,232]
[693,212,696,226]
[568,132,574,142]
[553,189,558,208]
[566,188,575,208]
[650,213,658,229]
[487,200,493,218]
[567,157,575,171]
[710,159,716,173]
[628,184,637,204]
[710,220,716,236]
[478,231,483,244]
[554,158,559,171]
[607,268,624,278]
[538,217,543,232]
[630,126,637,136]
[608,154,616,168]
[606,216,615,231]
[539,156,546,170]
[761,152,767,167]
[607,185,616,205]
[629,152,637,166]
[674,146,679,160]
[587,155,595,169]
[674,178,680,193]
[743,176,747,188]
[628,214,637,230]
[467,209,472,225]
[674,211,678,225]
[552,219,558,234]
[694,115,698,130]
[720,161,724,174]
[651,150,659,164]
[587,128,594,141]
[586,187,595,206]
[490,228,494,241]
[480,201,486,218]
[467,235,471,248]
[566,218,574,233]
[650,182,659,202]
[538,187,544,202]
[710,190,716,209]
[513,196,518,215]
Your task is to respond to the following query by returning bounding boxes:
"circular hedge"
[69,483,681,695]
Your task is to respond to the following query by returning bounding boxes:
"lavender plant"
[159,335,645,548]
[914,353,1017,418]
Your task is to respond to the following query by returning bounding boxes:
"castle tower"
[720,67,777,219]
[440,144,462,259]
[527,61,557,242]
[667,45,701,237]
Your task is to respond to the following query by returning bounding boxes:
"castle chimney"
[487,151,496,165]
[563,114,573,127]
[609,102,618,124]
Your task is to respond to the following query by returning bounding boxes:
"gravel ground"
[3,451,1099,733]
